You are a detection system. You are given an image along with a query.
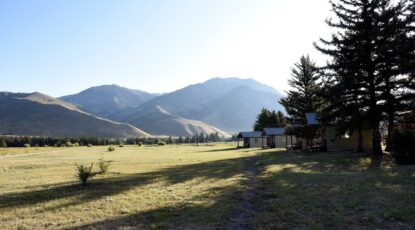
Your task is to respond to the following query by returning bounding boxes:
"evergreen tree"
[279,55,323,145]
[199,133,205,143]
[315,0,415,155]
[167,136,173,144]
[253,108,287,131]
[0,138,6,148]
[375,1,415,150]
[214,132,220,142]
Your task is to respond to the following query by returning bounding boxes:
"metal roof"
[305,112,319,125]
[238,131,263,138]
[263,127,285,135]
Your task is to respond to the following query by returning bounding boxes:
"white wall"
[249,137,263,148]
[274,135,287,148]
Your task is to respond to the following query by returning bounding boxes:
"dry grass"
[0,146,64,157]
[0,145,414,229]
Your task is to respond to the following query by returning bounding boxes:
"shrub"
[158,141,166,146]
[119,144,124,148]
[87,144,93,147]
[138,142,143,147]
[23,144,30,148]
[108,146,115,152]
[76,163,96,185]
[65,141,73,147]
[0,139,7,148]
[98,158,110,174]
[392,130,415,164]
[73,142,80,147]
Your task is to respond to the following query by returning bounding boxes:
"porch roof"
[237,131,262,138]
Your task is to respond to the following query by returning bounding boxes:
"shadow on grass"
[2,150,414,229]
[71,151,415,229]
[0,152,262,211]
[69,185,247,230]
[200,147,239,153]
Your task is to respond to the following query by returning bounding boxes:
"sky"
[0,0,333,97]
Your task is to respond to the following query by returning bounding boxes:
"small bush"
[138,142,143,147]
[65,141,73,147]
[158,141,166,146]
[392,130,415,164]
[76,163,96,185]
[119,144,124,148]
[98,158,110,174]
[23,144,30,148]
[108,146,115,152]
[0,139,7,148]
[87,144,93,147]
[73,142,80,147]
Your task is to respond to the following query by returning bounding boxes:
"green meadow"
[0,144,414,229]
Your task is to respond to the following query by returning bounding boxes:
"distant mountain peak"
[60,85,159,118]
[201,77,281,95]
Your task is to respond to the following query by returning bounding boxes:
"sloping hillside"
[125,78,284,132]
[111,106,230,137]
[60,85,157,117]
[136,77,282,118]
[0,92,150,138]
[195,86,281,131]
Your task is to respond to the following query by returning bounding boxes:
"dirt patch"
[226,157,263,230]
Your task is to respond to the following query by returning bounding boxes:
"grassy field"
[0,144,414,229]
[0,146,65,157]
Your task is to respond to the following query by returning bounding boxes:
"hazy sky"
[0,0,333,97]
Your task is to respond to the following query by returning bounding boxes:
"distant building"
[263,128,287,148]
[237,131,263,148]
[325,127,372,152]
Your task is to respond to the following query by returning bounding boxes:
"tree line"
[126,132,223,145]
[277,0,414,155]
[0,132,224,148]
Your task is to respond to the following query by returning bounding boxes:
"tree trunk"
[357,125,364,153]
[385,111,395,152]
[372,123,383,156]
[320,126,327,149]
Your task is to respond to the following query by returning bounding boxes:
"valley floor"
[0,144,414,229]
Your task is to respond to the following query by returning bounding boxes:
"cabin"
[287,113,322,150]
[263,128,287,148]
[304,112,373,152]
[237,131,263,148]
[325,127,372,152]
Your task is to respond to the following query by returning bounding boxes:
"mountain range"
[116,78,283,132]
[0,78,284,138]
